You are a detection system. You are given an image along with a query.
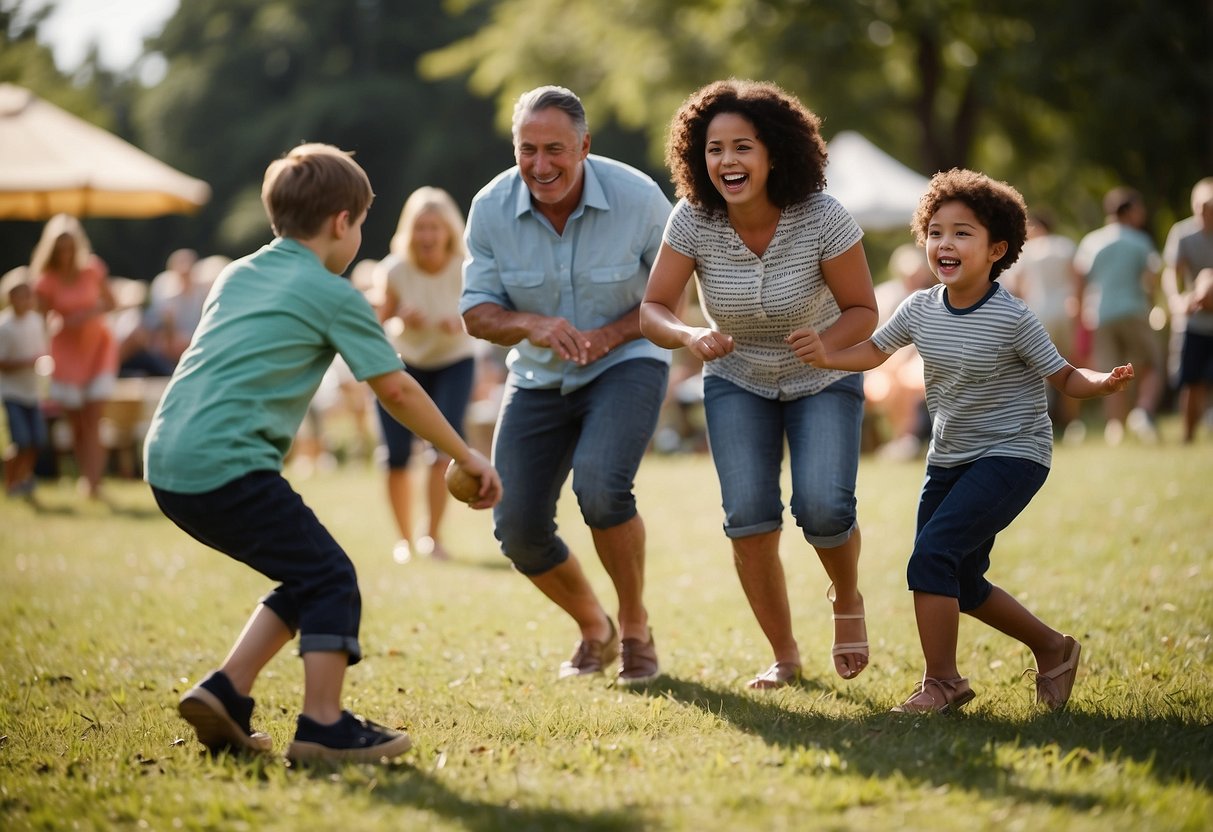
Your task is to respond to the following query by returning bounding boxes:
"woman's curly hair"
[911,168,1028,281]
[665,79,827,215]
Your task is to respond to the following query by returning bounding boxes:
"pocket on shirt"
[501,269,556,310]
[587,264,643,320]
[959,343,1004,381]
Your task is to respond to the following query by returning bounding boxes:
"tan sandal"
[827,583,868,679]
[746,661,802,690]
[1032,635,1081,710]
[891,676,976,714]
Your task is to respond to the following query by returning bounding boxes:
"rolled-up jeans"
[491,358,668,575]
[703,373,864,547]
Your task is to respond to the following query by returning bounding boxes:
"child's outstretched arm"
[368,370,502,508]
[787,327,892,372]
[1047,362,1135,399]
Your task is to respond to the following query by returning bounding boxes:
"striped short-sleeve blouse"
[663,193,863,400]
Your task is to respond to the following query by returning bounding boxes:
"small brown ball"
[445,460,481,503]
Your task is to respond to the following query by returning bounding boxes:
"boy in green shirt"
[144,143,500,764]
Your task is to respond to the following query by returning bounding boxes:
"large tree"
[133,0,504,266]
[423,0,1212,236]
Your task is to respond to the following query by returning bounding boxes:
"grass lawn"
[1,425,1210,831]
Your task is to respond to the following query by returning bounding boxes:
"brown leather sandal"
[1032,635,1081,710]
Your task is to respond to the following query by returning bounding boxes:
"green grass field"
[1,430,1210,831]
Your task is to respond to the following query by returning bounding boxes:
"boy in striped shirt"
[792,168,1133,714]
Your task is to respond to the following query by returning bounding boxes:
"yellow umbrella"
[0,83,210,220]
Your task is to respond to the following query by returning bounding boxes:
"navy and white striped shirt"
[872,282,1067,468]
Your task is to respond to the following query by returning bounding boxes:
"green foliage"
[424,0,1213,240]
[131,0,504,266]
[1,0,1210,280]
[0,0,111,125]
[1,434,1210,830]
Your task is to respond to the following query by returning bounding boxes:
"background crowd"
[2,173,1210,509]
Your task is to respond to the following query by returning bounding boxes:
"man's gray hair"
[511,86,588,141]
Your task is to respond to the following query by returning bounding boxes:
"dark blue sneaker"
[177,670,272,754]
[287,710,412,764]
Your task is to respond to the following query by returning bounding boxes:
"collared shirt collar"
[511,155,611,222]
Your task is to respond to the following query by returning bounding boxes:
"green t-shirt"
[144,238,403,493]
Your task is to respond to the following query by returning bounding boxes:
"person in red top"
[32,213,117,500]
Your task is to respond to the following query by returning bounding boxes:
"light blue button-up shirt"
[461,154,673,393]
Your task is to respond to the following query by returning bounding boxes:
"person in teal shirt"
[1073,187,1164,443]
[144,143,501,764]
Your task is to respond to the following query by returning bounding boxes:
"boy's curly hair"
[665,79,827,215]
[911,168,1028,281]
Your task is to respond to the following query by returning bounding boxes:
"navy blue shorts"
[377,357,475,469]
[152,470,363,664]
[3,399,48,450]
[1178,330,1213,386]
[907,456,1049,611]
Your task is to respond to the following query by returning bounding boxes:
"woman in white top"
[641,80,878,689]
[373,187,478,563]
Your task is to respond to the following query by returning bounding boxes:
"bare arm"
[1047,361,1135,399]
[462,301,581,360]
[367,370,502,508]
[640,243,735,361]
[790,240,880,354]
[375,284,399,325]
[791,330,892,372]
[579,305,644,363]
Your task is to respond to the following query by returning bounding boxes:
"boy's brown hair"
[261,143,374,239]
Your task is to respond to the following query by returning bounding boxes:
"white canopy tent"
[824,131,931,232]
[0,83,210,220]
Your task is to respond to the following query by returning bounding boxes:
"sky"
[28,0,179,73]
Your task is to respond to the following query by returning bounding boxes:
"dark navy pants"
[153,470,363,664]
[907,456,1049,611]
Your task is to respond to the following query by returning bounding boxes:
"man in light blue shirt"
[461,86,672,687]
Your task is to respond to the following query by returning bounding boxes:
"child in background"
[143,143,501,763]
[0,280,49,500]
[792,168,1133,713]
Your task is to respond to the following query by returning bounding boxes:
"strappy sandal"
[827,583,868,679]
[1031,635,1082,710]
[746,661,802,690]
[891,676,976,714]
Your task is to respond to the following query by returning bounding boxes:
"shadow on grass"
[106,503,163,520]
[650,677,1213,805]
[295,763,644,831]
[28,500,77,516]
[453,557,514,572]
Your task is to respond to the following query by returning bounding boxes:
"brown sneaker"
[558,619,619,679]
[617,632,660,687]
